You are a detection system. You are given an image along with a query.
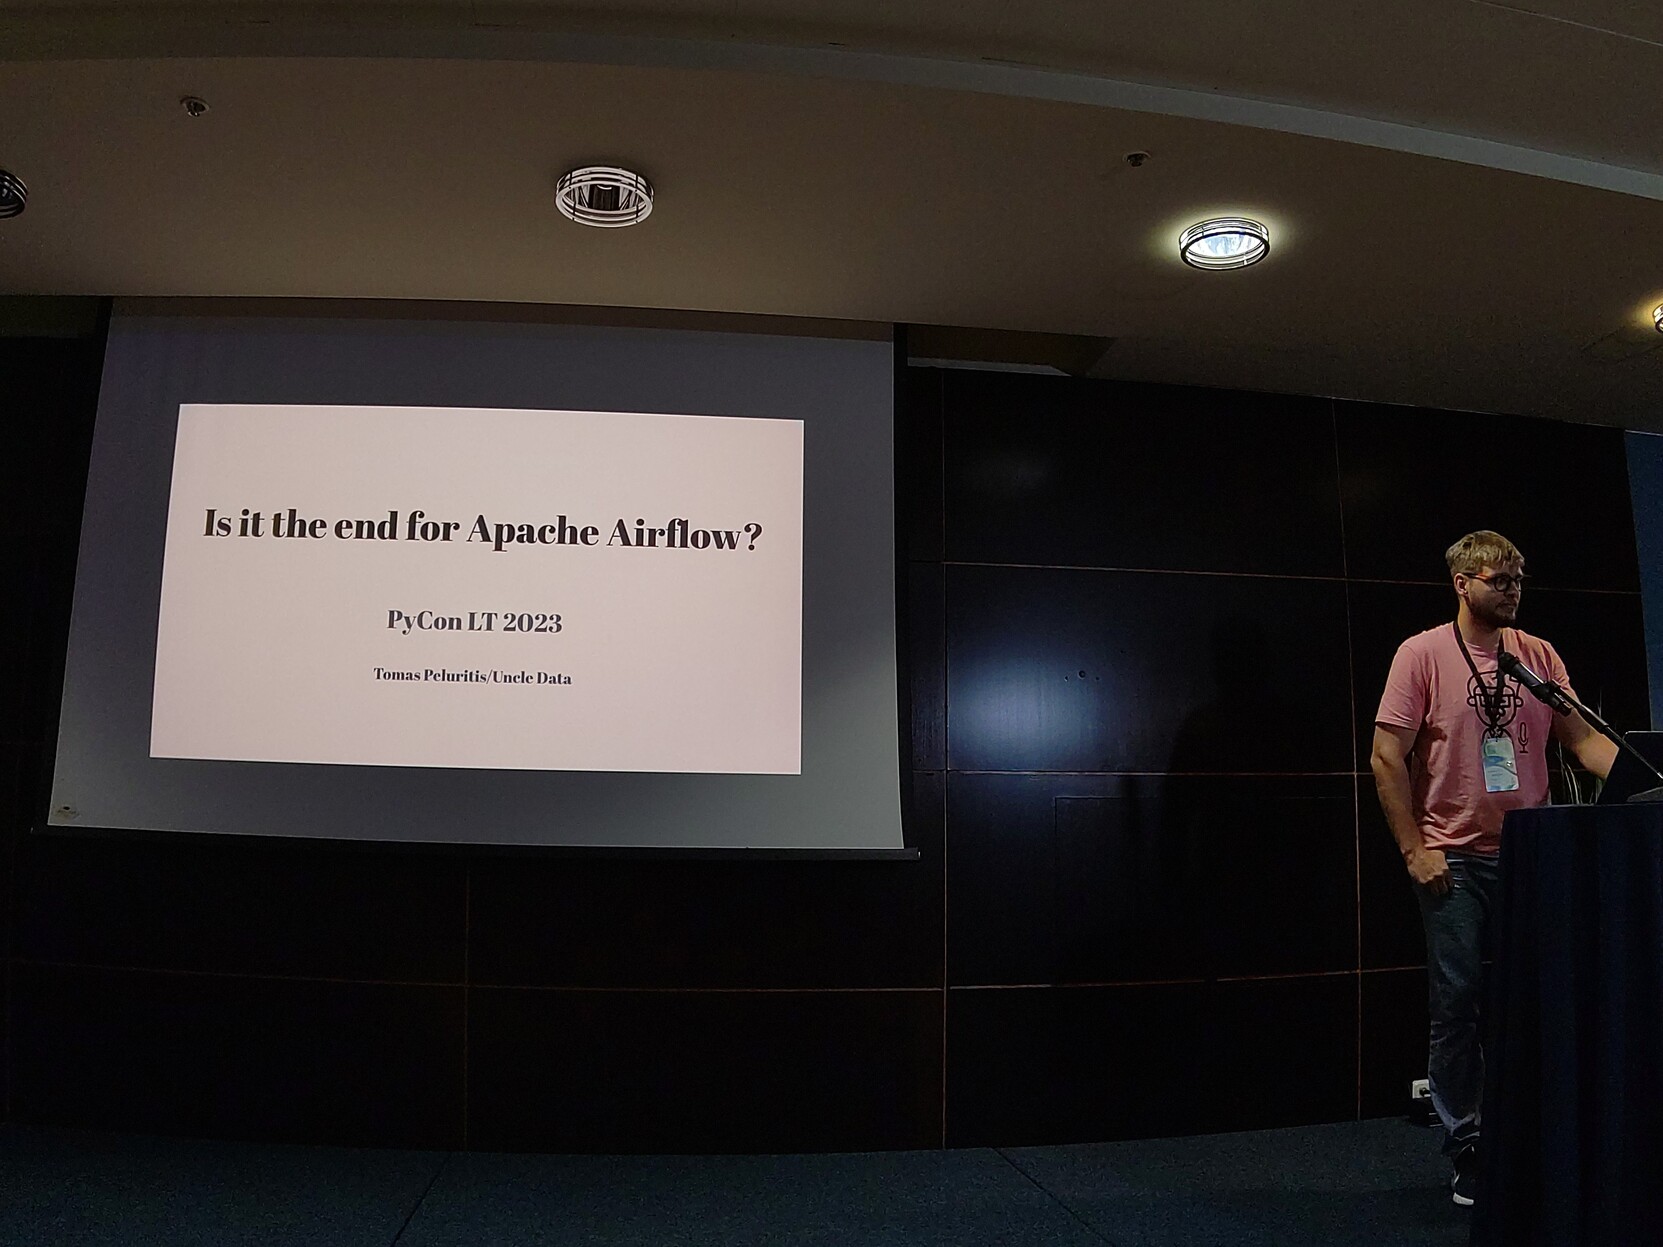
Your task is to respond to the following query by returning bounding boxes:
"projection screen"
[47,303,906,852]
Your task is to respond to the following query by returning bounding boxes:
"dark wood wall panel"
[1517,588,1652,733]
[943,372,1343,576]
[468,775,943,991]
[0,744,15,1119]
[0,535,32,732]
[2,340,100,744]
[4,335,106,1132]
[946,772,1356,985]
[946,565,1353,773]
[1358,796,1428,971]
[946,977,1357,1147]
[467,987,942,1153]
[12,962,465,1148]
[898,367,945,563]
[14,835,468,982]
[1336,401,1640,592]
[1360,969,1432,1119]
[906,561,946,771]
[0,747,17,947]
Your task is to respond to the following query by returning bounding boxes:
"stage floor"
[0,1117,1469,1246]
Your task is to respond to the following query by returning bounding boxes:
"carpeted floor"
[0,1117,1471,1246]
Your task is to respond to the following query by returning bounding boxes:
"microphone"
[1497,652,1573,716]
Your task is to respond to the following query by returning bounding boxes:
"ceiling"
[3,1,1663,427]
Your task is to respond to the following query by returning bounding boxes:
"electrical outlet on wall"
[1408,1078,1435,1126]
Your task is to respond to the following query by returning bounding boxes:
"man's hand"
[1405,846,1451,896]
[1372,723,1442,895]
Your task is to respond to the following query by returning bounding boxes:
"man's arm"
[1371,723,1450,896]
[1552,710,1618,779]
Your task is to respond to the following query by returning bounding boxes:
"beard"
[1470,596,1518,630]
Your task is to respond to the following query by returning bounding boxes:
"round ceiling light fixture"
[1179,216,1270,270]
[0,169,26,220]
[555,166,654,228]
[1654,303,1663,334]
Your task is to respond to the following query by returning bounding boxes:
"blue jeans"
[1416,852,1501,1157]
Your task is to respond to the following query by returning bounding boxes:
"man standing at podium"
[1370,530,1615,1207]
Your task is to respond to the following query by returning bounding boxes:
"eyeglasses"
[1467,572,1528,593]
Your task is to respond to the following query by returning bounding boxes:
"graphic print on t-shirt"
[1465,673,1522,733]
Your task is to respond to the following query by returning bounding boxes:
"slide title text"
[202,509,766,552]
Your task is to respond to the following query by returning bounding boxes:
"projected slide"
[151,404,804,774]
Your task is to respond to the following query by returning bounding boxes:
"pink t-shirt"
[1375,625,1573,856]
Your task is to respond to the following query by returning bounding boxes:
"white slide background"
[152,404,804,774]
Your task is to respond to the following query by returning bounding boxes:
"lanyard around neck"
[1453,622,1510,732]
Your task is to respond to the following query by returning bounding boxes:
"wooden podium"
[1472,804,1663,1247]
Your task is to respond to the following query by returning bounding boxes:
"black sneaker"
[1451,1145,1479,1207]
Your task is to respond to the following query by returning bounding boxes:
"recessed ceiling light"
[1654,303,1663,334]
[555,166,654,228]
[0,169,26,220]
[1179,217,1270,270]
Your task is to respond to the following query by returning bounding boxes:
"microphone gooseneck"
[1497,651,1573,716]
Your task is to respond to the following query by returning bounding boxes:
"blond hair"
[1445,530,1523,577]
